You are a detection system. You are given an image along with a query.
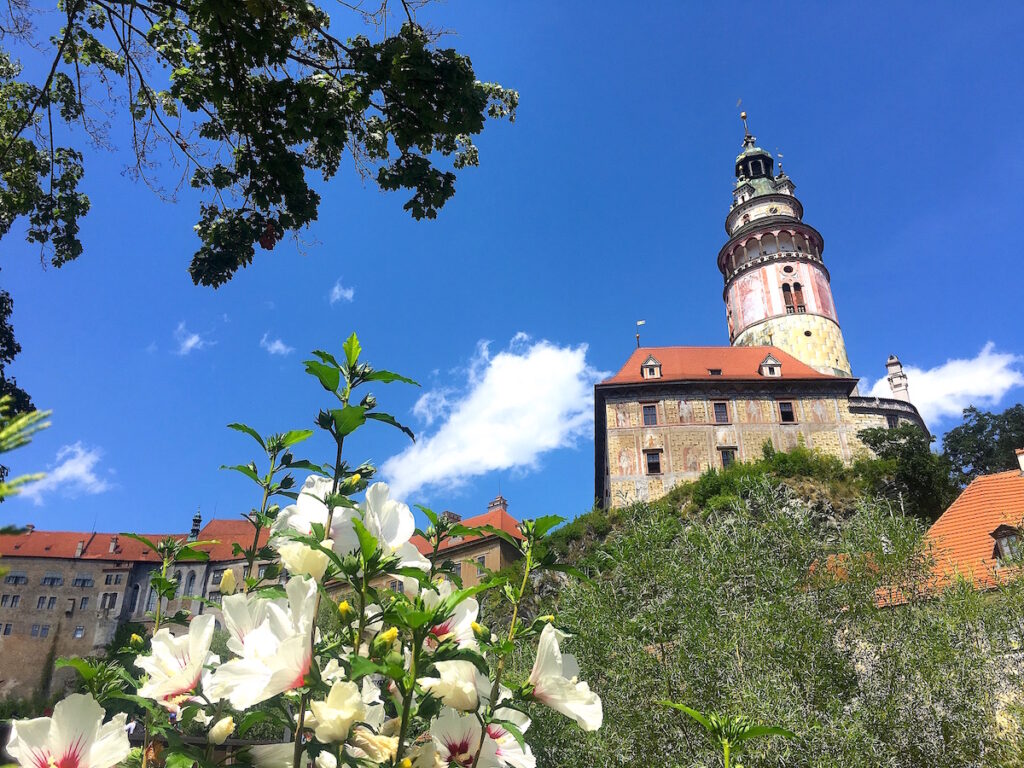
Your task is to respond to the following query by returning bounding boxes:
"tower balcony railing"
[722,249,827,283]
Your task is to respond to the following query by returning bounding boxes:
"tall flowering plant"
[6,334,601,768]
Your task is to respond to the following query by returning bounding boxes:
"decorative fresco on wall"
[735,270,767,329]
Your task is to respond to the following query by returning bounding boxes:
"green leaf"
[281,429,314,448]
[332,406,367,437]
[362,370,419,386]
[173,547,211,562]
[55,657,98,681]
[531,515,564,539]
[349,655,387,680]
[352,518,379,561]
[736,725,798,742]
[342,332,361,368]
[221,464,261,483]
[416,505,439,527]
[477,525,522,550]
[165,750,197,768]
[660,701,712,732]
[227,422,265,449]
[305,360,341,393]
[119,533,158,552]
[238,710,270,736]
[310,350,342,369]
[366,411,415,441]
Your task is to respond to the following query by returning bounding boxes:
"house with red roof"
[923,451,1024,593]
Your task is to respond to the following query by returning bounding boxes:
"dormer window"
[759,355,782,377]
[992,525,1020,564]
[641,355,662,380]
[708,368,722,376]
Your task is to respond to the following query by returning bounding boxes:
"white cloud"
[330,278,355,305]
[19,442,113,506]
[174,321,213,355]
[382,335,607,500]
[865,342,1024,425]
[260,332,294,356]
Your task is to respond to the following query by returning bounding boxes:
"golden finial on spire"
[740,110,749,136]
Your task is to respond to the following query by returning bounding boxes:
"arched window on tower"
[782,284,795,314]
[173,570,182,598]
[793,282,806,313]
[184,571,196,598]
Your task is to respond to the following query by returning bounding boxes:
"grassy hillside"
[487,448,1024,768]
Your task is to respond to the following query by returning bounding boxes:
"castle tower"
[718,114,853,377]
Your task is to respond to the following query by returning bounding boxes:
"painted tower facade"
[719,117,853,377]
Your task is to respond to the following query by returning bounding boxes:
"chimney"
[189,508,202,541]
[440,510,462,524]
[487,494,509,514]
[886,354,910,403]
[74,541,84,558]
[24,524,34,533]
[1017,448,1024,475]
[109,535,118,553]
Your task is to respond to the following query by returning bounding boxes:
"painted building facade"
[595,117,927,507]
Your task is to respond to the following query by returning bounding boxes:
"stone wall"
[733,314,852,378]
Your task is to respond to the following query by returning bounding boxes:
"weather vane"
[636,319,646,348]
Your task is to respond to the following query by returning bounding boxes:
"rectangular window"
[713,402,730,424]
[4,572,27,585]
[645,450,663,475]
[642,404,658,426]
[73,626,85,639]
[11,595,18,607]
[2,624,11,636]
[477,555,487,569]
[720,448,737,468]
[258,565,268,578]
[40,625,49,638]
[37,596,46,610]
[114,574,123,585]
[452,562,462,579]
[1,595,8,608]
[708,368,722,376]
[31,624,39,637]
[779,402,796,423]
[72,575,94,587]
[796,305,806,313]
[105,574,113,585]
[41,573,63,586]
[785,306,795,315]
[209,591,222,605]
[886,415,899,429]
[80,597,89,610]
[47,596,56,610]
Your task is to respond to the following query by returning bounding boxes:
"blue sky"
[3,2,1023,533]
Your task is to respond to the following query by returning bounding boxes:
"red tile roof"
[410,506,523,556]
[0,520,268,563]
[925,469,1024,591]
[601,345,843,385]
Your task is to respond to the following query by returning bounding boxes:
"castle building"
[594,116,927,507]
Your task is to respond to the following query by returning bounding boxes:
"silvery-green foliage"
[512,480,1024,767]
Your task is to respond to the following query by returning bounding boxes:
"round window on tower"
[783,265,794,274]
[769,205,779,214]
[804,331,812,337]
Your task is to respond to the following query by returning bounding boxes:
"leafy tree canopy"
[943,404,1024,486]
[857,424,958,522]
[0,0,517,286]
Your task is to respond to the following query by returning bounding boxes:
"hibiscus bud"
[338,600,355,622]
[372,627,398,655]
[129,633,144,648]
[219,570,236,595]
[209,716,235,745]
[471,621,489,641]
[538,615,554,624]
[399,759,412,768]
